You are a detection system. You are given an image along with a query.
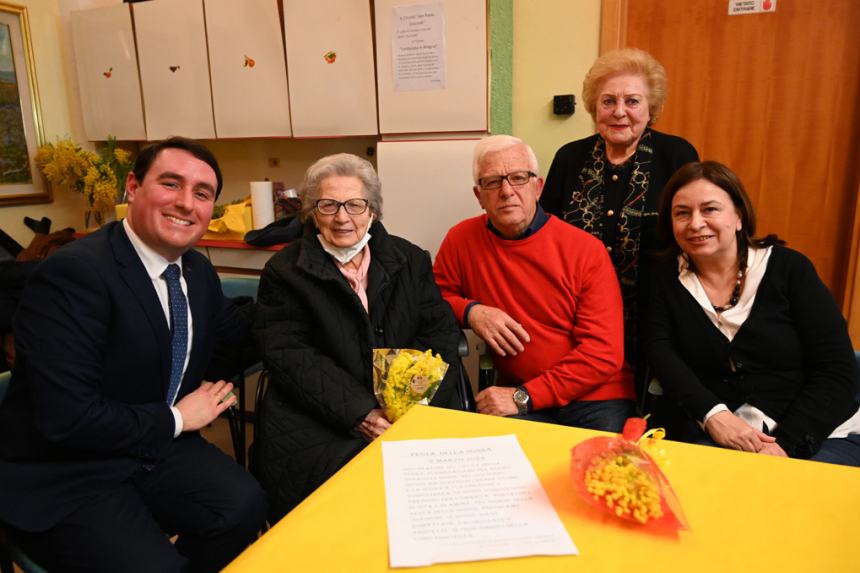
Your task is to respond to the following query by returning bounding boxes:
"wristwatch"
[512,386,531,415]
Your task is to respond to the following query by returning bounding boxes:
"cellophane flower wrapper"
[570,418,689,531]
[372,348,449,422]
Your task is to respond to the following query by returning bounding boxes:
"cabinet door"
[374,0,487,134]
[205,0,292,138]
[70,4,146,141]
[283,0,378,137]
[133,0,215,140]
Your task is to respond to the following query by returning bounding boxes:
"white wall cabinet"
[70,0,486,141]
[205,0,292,138]
[374,0,488,134]
[283,0,378,137]
[70,4,146,141]
[133,0,216,140]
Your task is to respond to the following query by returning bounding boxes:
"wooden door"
[602,0,860,307]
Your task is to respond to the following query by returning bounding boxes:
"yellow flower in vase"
[35,140,93,193]
[113,147,131,165]
[36,136,134,230]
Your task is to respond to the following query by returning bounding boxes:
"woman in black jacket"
[646,161,860,465]
[253,153,463,521]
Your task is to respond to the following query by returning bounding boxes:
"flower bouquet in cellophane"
[372,348,449,422]
[570,418,689,531]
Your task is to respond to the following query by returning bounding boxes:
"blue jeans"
[511,399,636,433]
[811,434,860,467]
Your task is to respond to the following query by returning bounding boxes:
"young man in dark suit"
[0,137,267,572]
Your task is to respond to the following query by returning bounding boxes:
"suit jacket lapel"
[110,223,172,394]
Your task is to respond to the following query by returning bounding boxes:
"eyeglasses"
[477,171,537,190]
[314,198,369,215]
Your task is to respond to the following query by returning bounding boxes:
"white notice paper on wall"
[391,2,446,91]
[381,434,577,567]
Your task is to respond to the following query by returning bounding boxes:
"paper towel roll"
[250,181,275,229]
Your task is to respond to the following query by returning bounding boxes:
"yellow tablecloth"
[226,406,860,572]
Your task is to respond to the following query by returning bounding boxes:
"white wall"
[512,0,601,174]
[0,0,107,245]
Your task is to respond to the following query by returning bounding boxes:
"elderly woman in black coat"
[253,153,463,522]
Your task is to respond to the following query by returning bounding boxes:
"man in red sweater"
[433,135,635,430]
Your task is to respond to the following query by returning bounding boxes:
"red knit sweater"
[433,214,634,409]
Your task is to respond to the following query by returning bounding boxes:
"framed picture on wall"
[0,2,48,206]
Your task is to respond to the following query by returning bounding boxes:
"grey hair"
[299,153,383,221]
[472,135,540,183]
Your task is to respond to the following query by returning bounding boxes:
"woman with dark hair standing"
[541,49,698,397]
[646,161,860,466]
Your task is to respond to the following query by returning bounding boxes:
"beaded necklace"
[712,268,746,313]
[688,248,748,314]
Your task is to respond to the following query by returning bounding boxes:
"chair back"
[220,276,260,301]
[455,331,476,411]
[217,275,261,468]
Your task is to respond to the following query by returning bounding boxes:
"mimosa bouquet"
[36,136,132,228]
[570,417,689,531]
[372,348,449,422]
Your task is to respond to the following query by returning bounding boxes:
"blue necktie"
[163,264,188,405]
